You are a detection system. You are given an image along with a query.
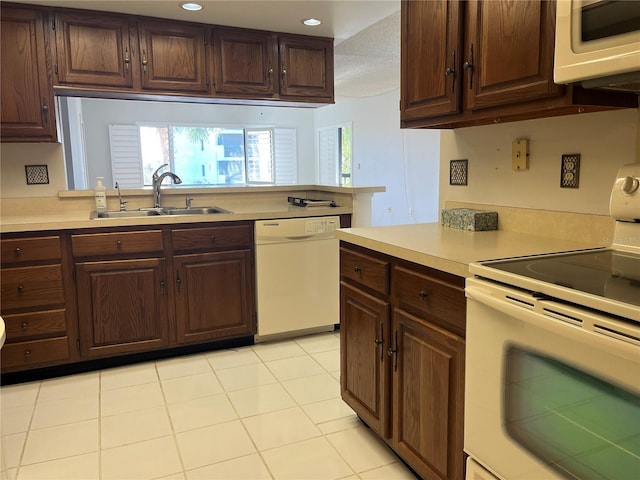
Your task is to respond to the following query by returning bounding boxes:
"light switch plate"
[512,139,529,171]
[561,154,580,188]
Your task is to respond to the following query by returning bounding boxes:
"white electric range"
[464,163,640,480]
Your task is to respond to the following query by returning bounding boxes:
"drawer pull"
[210,235,216,243]
[15,247,21,256]
[418,290,428,300]
[116,240,123,248]
[17,285,24,294]
[353,266,361,273]
[24,349,31,357]
[21,322,28,330]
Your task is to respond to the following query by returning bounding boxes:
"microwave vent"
[580,71,640,94]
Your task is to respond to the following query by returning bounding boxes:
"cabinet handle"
[42,100,49,124]
[17,285,24,294]
[116,240,123,248]
[387,331,398,372]
[444,50,456,93]
[418,290,428,300]
[142,50,148,73]
[14,247,21,256]
[463,44,474,89]
[21,322,28,330]
[160,280,165,295]
[353,266,361,273]
[176,274,182,292]
[124,47,130,72]
[374,323,384,360]
[210,235,216,243]
[24,349,31,357]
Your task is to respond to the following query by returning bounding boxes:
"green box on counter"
[441,208,498,231]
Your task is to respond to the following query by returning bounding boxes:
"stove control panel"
[610,163,640,221]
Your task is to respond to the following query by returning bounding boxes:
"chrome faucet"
[152,163,182,208]
[115,182,127,211]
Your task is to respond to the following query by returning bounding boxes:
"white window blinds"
[274,128,297,184]
[108,124,144,188]
[318,127,338,185]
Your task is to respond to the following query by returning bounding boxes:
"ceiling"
[12,0,401,99]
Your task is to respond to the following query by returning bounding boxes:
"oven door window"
[503,346,640,478]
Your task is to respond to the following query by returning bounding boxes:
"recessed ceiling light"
[302,18,322,26]
[181,2,203,11]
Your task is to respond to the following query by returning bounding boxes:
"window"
[109,124,297,188]
[318,123,352,186]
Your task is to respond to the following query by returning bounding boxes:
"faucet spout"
[152,164,182,208]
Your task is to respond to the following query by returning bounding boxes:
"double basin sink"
[91,206,232,219]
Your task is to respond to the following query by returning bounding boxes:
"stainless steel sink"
[164,207,233,215]
[91,206,232,219]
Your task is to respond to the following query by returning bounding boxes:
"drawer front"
[3,309,67,341]
[1,236,61,265]
[1,337,70,370]
[1,265,64,311]
[393,265,466,337]
[340,248,390,295]
[172,225,252,251]
[71,231,163,257]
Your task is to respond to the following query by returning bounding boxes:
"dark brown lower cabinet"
[75,258,169,358]
[340,242,466,480]
[174,250,255,344]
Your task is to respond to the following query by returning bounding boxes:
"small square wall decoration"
[25,164,50,185]
[450,159,468,186]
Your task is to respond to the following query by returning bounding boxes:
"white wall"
[439,108,639,215]
[79,98,317,187]
[0,143,67,198]
[315,88,440,226]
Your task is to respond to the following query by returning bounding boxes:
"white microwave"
[554,0,640,92]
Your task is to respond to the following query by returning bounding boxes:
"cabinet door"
[54,12,134,88]
[278,35,333,99]
[464,0,562,110]
[401,0,463,121]
[76,258,169,358]
[391,309,465,480]
[1,6,56,141]
[340,282,390,438]
[174,250,255,344]
[213,29,277,96]
[138,20,209,93]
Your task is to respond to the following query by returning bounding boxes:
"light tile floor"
[0,332,419,480]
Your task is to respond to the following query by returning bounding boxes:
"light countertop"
[336,223,603,277]
[0,204,351,233]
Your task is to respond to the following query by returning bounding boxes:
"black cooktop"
[487,250,640,307]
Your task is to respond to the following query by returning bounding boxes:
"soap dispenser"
[94,177,107,213]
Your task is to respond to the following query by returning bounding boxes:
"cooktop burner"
[487,249,640,307]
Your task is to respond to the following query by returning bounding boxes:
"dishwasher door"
[255,217,339,340]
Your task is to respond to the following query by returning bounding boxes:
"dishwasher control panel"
[305,217,338,234]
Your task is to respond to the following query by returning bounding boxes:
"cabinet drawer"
[340,248,390,295]
[172,225,252,251]
[1,265,64,311]
[3,309,67,341]
[71,231,163,257]
[393,265,466,337]
[1,236,61,265]
[1,337,70,370]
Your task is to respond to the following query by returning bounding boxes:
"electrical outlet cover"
[561,154,580,188]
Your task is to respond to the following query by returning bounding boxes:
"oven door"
[464,278,640,480]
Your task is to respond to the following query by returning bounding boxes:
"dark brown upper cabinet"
[401,0,638,129]
[213,28,277,96]
[54,11,134,88]
[1,6,56,142]
[137,19,210,93]
[278,35,334,101]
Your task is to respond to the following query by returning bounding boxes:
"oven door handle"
[466,285,640,352]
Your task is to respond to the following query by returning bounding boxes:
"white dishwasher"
[255,216,340,340]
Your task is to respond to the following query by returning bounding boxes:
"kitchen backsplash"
[444,201,614,246]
